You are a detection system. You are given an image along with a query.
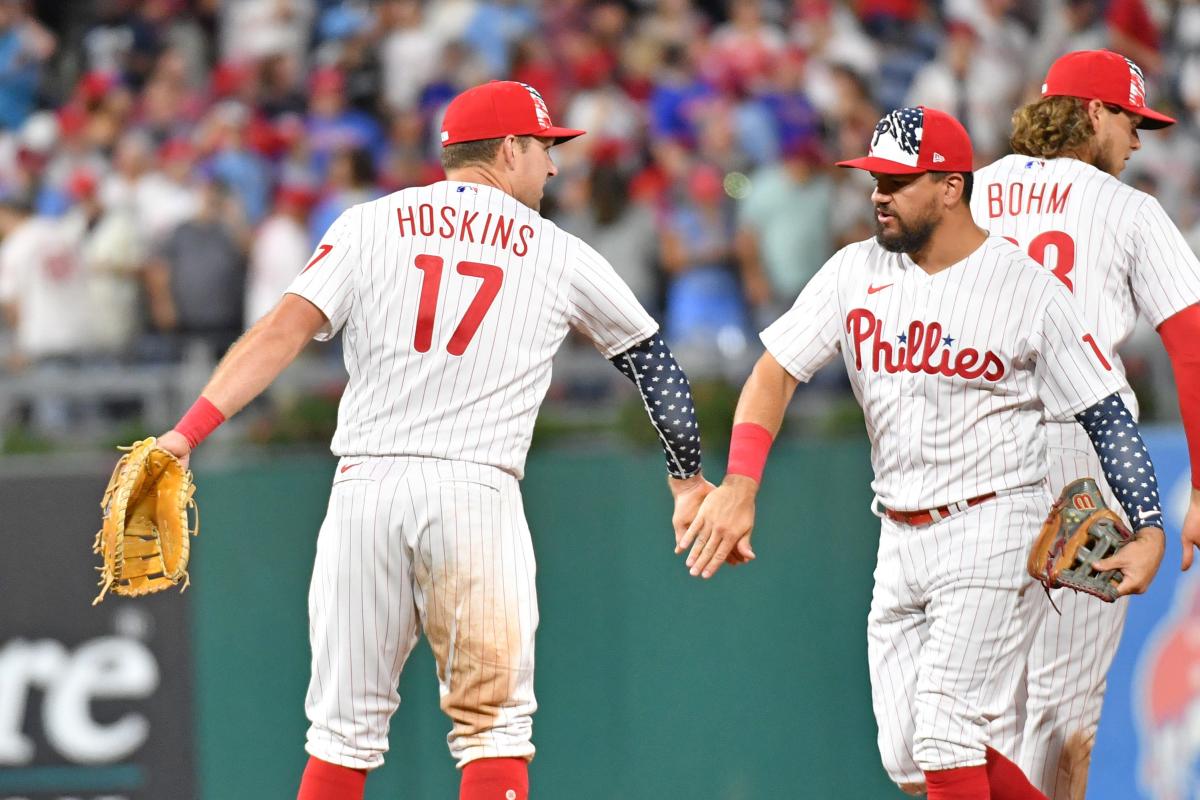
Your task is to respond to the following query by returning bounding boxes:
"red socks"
[923,750,1048,800]
[297,756,366,800]
[985,747,1049,800]
[295,754,528,800]
[925,765,989,800]
[460,757,529,800]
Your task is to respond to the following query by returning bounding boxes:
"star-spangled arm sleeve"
[609,335,701,479]
[1074,392,1163,529]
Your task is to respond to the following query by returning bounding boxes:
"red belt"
[883,492,997,526]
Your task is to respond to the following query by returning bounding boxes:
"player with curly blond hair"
[973,50,1200,800]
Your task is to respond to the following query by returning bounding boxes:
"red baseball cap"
[440,81,585,147]
[1042,50,1174,129]
[837,106,973,175]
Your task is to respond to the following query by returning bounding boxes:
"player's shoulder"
[830,238,878,268]
[981,235,1074,297]
[974,153,1025,182]
[980,234,1049,276]
[975,153,1129,195]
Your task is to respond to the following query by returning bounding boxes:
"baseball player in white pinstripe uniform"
[971,50,1200,800]
[679,106,1167,800]
[155,81,713,800]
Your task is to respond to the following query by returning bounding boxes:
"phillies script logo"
[846,308,1006,381]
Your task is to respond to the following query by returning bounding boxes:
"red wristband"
[174,396,226,449]
[726,422,774,484]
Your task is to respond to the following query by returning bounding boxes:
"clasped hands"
[668,474,758,580]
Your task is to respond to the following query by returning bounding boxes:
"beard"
[1089,133,1126,177]
[875,208,939,254]
[1093,148,1123,178]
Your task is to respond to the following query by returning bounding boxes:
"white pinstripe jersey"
[286,181,658,477]
[972,154,1200,421]
[761,236,1126,511]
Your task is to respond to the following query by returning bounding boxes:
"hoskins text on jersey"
[397,204,536,257]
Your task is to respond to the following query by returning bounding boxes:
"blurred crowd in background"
[0,0,1196,452]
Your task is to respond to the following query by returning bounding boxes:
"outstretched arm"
[676,351,800,579]
[609,335,714,540]
[1075,393,1166,595]
[156,293,328,465]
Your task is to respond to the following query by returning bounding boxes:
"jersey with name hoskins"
[286,181,658,477]
[761,236,1126,511]
[972,155,1200,420]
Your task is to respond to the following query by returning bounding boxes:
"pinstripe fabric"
[291,180,660,773]
[305,456,537,769]
[285,181,658,479]
[973,156,1200,366]
[869,488,1049,783]
[759,233,1125,789]
[971,154,1200,797]
[1020,438,1128,797]
[760,236,1125,512]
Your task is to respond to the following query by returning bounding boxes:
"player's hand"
[676,475,758,579]
[156,429,192,470]
[667,473,716,548]
[1095,526,1165,596]
[1181,489,1200,571]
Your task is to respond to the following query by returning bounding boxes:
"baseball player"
[151,81,712,800]
[678,106,1167,800]
[972,49,1200,799]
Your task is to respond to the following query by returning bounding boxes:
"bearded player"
[679,105,1167,800]
[971,49,1200,799]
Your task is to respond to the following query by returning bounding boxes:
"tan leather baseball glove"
[1027,477,1132,603]
[93,437,198,604]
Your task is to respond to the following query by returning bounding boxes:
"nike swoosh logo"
[340,463,362,474]
[867,283,894,295]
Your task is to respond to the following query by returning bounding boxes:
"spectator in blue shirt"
[0,0,53,131]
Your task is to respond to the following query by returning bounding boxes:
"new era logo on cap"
[836,106,973,175]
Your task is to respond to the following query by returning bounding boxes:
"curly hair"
[1010,96,1096,159]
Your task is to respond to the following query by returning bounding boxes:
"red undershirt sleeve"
[1158,304,1200,489]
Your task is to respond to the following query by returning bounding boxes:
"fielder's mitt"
[1027,477,1132,602]
[93,437,198,604]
